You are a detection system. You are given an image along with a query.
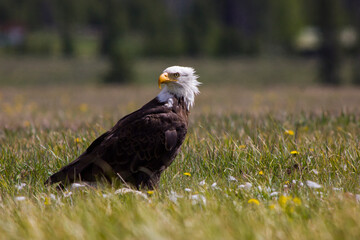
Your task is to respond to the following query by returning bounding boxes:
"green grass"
[1,85,360,239]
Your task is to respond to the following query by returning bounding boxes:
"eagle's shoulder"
[113,96,187,130]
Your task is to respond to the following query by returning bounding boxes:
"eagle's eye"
[173,73,180,78]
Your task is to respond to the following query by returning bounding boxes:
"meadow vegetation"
[0,56,318,86]
[1,58,360,239]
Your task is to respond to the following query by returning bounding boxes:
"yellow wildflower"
[75,137,81,143]
[279,195,292,207]
[147,190,154,195]
[238,145,246,149]
[23,120,30,127]
[258,171,264,175]
[293,197,302,206]
[269,204,276,210]
[44,197,51,205]
[248,199,260,205]
[291,150,299,155]
[183,172,191,177]
[285,130,295,136]
[79,103,88,113]
[289,206,295,213]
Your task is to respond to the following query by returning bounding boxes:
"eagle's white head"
[157,66,201,110]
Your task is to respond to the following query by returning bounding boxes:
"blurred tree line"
[0,0,359,84]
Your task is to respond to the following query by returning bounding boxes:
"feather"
[165,130,178,151]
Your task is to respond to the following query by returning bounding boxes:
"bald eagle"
[45,66,200,189]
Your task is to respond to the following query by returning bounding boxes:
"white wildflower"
[15,196,26,201]
[356,194,360,203]
[169,191,183,203]
[270,192,279,197]
[211,182,220,190]
[199,180,206,186]
[15,183,26,190]
[115,188,147,199]
[306,180,322,189]
[299,181,304,187]
[239,182,252,190]
[292,180,297,184]
[71,183,86,189]
[63,191,73,197]
[191,194,206,205]
[310,169,319,175]
[333,187,343,191]
[50,194,57,200]
[184,188,192,192]
[228,175,237,181]
[343,164,347,171]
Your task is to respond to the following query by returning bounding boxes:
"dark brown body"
[45,96,189,189]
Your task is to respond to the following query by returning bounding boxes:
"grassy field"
[0,56,319,86]
[1,60,360,239]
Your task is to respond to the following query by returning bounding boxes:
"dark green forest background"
[0,0,359,84]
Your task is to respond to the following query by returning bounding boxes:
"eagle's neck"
[157,85,197,110]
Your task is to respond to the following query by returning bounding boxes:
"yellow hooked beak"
[158,72,178,89]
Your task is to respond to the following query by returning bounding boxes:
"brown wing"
[45,97,188,188]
